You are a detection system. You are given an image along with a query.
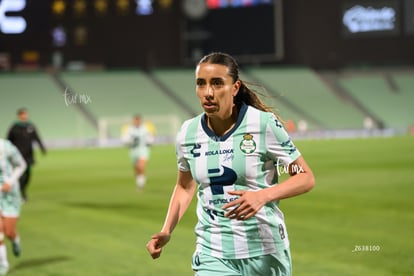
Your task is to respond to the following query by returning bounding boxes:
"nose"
[204,85,213,98]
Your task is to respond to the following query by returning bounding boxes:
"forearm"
[264,156,315,202]
[5,159,27,186]
[34,131,46,152]
[38,139,47,153]
[161,180,195,235]
[264,171,315,202]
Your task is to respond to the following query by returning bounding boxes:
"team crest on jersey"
[240,133,256,154]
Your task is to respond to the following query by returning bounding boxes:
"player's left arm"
[223,156,315,220]
[32,125,47,154]
[261,113,315,200]
[265,155,315,200]
[223,114,315,220]
[145,130,154,147]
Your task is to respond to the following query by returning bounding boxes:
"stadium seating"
[0,72,96,142]
[338,72,414,130]
[59,70,192,138]
[149,68,200,117]
[1,67,412,146]
[245,67,367,130]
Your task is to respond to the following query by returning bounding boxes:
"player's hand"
[1,182,11,193]
[146,232,171,259]
[222,190,268,220]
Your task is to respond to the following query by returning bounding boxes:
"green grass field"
[6,136,414,276]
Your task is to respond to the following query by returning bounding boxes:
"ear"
[233,80,241,97]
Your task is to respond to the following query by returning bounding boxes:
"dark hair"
[198,52,278,117]
[17,108,27,115]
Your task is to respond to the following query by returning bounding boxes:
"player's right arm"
[2,141,27,192]
[146,170,196,259]
[121,127,135,147]
[6,125,14,140]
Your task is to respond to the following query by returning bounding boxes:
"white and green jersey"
[0,139,26,187]
[122,124,151,162]
[123,124,150,149]
[176,103,301,259]
[0,139,26,216]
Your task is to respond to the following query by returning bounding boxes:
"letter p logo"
[0,0,27,34]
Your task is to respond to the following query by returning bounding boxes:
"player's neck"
[207,106,238,137]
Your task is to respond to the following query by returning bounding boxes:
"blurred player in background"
[7,108,47,202]
[122,114,154,191]
[146,52,315,275]
[0,138,27,275]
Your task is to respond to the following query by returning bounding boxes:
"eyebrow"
[196,77,225,82]
[211,77,224,82]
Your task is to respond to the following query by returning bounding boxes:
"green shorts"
[0,188,21,218]
[192,250,292,276]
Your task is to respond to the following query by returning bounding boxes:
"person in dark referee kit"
[7,108,47,202]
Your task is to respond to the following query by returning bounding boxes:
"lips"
[203,102,216,112]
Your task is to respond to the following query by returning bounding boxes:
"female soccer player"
[0,138,27,275]
[146,52,315,275]
[122,114,153,190]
